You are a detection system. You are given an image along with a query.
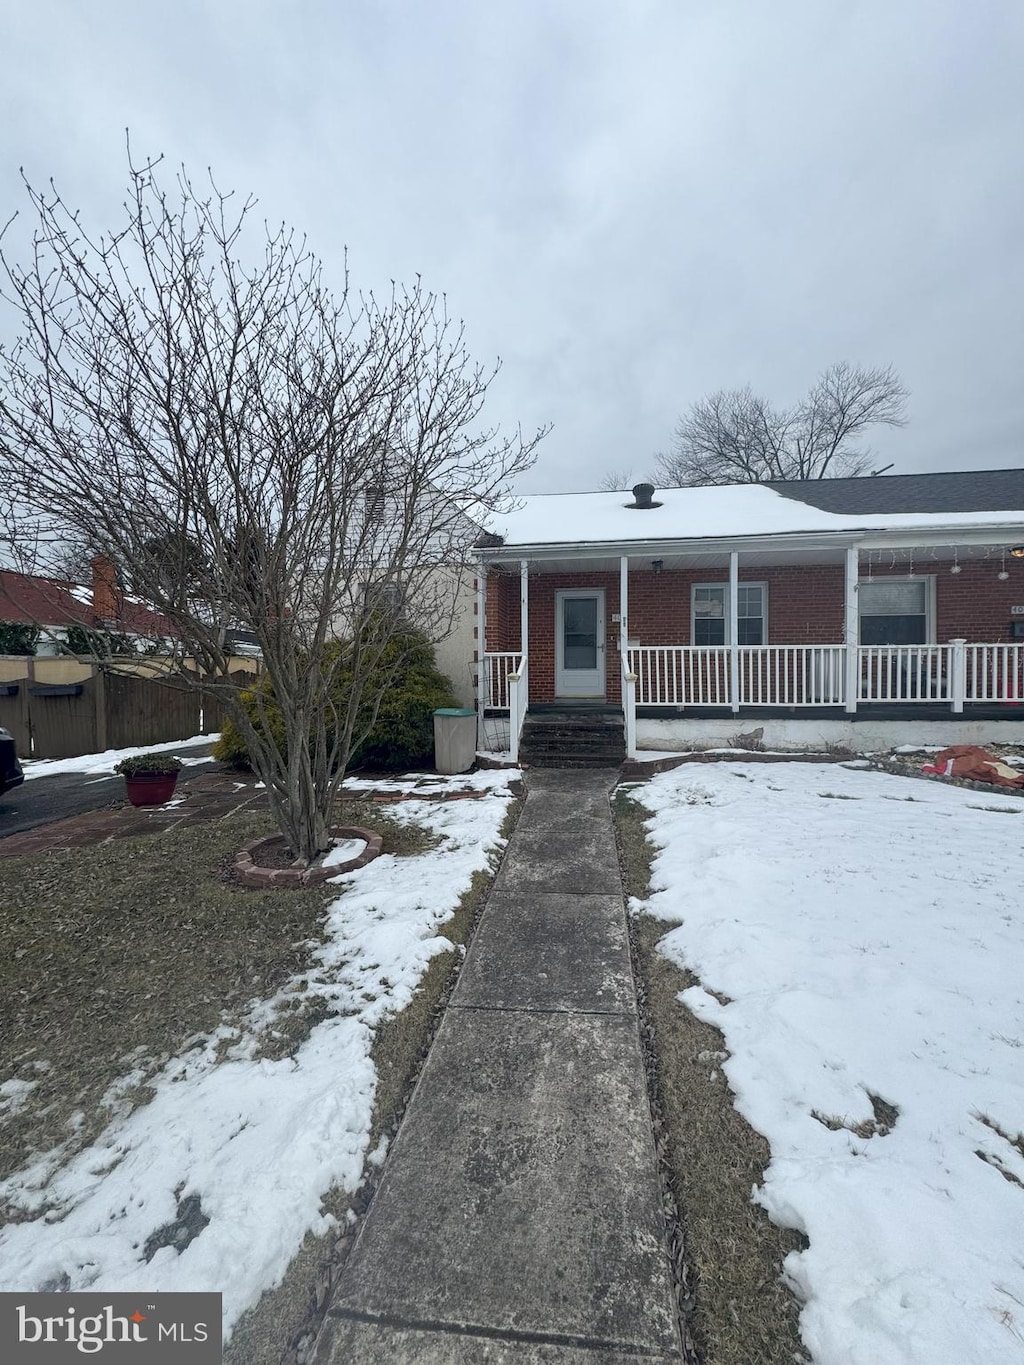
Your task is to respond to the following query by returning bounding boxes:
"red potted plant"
[114,752,184,807]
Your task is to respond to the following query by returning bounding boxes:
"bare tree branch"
[0,153,546,860]
[656,363,908,486]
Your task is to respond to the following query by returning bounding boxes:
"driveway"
[0,747,216,839]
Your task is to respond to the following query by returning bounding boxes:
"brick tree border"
[234,826,383,889]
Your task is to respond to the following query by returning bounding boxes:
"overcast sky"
[4,0,1023,492]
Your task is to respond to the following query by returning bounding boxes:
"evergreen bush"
[212,627,459,772]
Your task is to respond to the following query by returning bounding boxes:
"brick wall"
[485,561,1024,703]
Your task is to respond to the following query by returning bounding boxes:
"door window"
[563,597,598,668]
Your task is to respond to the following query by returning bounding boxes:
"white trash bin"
[433,707,477,774]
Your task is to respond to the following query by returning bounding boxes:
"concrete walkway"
[315,768,683,1364]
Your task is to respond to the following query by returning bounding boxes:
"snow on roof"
[484,485,1024,549]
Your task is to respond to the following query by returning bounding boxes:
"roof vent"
[629,482,660,509]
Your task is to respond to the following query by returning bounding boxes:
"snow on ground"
[21,733,216,779]
[0,771,519,1338]
[632,762,1024,1365]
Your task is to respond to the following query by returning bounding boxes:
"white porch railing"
[628,645,848,707]
[965,643,1024,703]
[483,652,521,710]
[508,655,529,763]
[858,645,949,703]
[740,645,846,706]
[623,642,1024,712]
[629,645,731,706]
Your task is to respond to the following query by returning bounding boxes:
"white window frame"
[691,581,769,646]
[857,575,936,644]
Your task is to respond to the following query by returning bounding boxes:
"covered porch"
[477,535,1024,761]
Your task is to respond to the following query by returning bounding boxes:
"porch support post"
[620,555,636,757]
[476,563,487,750]
[728,551,740,713]
[520,559,529,714]
[844,547,860,713]
[950,638,966,714]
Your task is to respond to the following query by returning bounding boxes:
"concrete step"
[520,710,626,769]
[521,734,626,751]
[525,753,626,768]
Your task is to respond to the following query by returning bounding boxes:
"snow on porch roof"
[482,483,1024,551]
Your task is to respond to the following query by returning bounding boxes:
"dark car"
[0,726,25,796]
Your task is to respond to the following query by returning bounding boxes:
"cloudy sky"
[3,0,1022,492]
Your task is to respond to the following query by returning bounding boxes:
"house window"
[362,580,406,615]
[692,583,766,646]
[859,577,931,645]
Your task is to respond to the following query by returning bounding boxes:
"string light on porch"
[999,548,1009,581]
[950,548,961,575]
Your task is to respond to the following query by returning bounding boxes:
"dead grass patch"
[614,785,809,1365]
[812,1092,899,1140]
[974,1114,1024,1190]
[0,797,437,1200]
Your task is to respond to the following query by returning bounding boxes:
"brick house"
[0,555,177,651]
[473,469,1024,761]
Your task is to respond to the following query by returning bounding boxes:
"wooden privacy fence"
[0,663,256,760]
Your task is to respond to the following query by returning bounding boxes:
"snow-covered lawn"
[21,733,216,779]
[0,769,518,1339]
[632,762,1024,1365]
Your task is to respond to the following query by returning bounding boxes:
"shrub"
[212,628,460,773]
[0,622,40,655]
[114,753,184,776]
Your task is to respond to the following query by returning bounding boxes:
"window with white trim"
[692,583,767,646]
[858,577,931,645]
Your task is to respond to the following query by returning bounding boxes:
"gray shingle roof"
[766,468,1024,514]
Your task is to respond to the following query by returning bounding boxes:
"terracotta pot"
[123,772,180,807]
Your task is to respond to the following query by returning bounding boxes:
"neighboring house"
[0,555,177,653]
[474,468,1024,760]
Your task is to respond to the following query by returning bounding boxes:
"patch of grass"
[813,1092,899,1140]
[0,811,337,1194]
[224,795,523,1365]
[612,789,654,899]
[613,787,809,1365]
[334,797,443,857]
[818,791,860,800]
[0,797,438,1194]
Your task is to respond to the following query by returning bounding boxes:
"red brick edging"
[234,826,383,889]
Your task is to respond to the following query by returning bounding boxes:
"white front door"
[555,590,606,697]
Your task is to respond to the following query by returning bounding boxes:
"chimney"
[91,554,123,623]
[630,482,657,509]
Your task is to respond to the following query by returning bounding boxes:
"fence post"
[949,639,966,714]
[728,551,740,712]
[93,665,108,753]
[623,669,637,758]
[844,547,860,713]
[508,670,521,763]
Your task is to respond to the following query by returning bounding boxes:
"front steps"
[519,707,626,768]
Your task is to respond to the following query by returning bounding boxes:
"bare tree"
[657,363,908,486]
[596,466,638,492]
[0,152,544,861]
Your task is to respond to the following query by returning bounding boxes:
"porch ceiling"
[484,541,1024,574]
